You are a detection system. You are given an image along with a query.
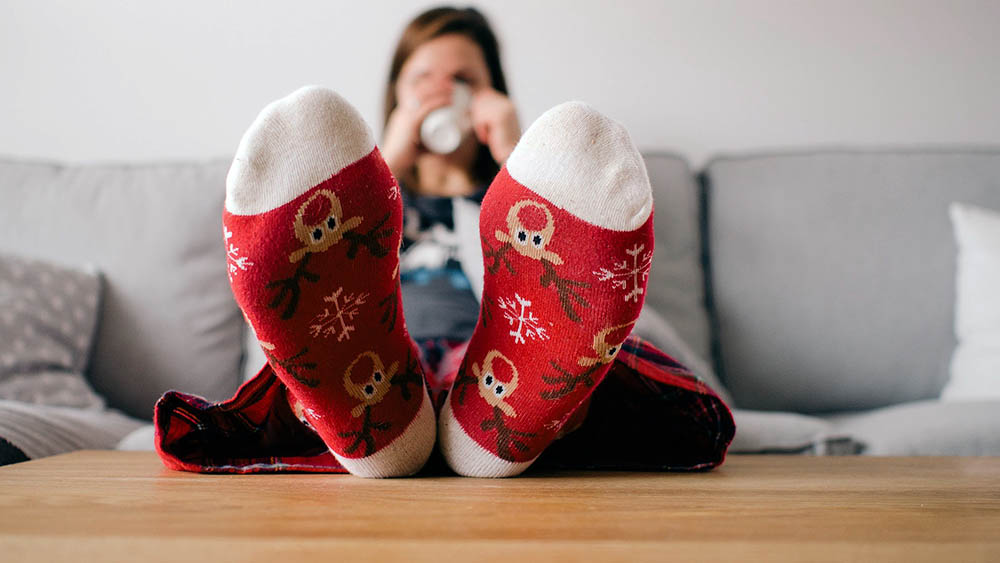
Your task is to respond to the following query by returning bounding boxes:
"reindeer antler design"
[338,405,391,457]
[266,254,321,320]
[391,348,423,401]
[480,406,536,461]
[539,260,590,323]
[343,212,393,259]
[453,362,478,405]
[261,343,319,388]
[482,235,516,275]
[540,361,603,400]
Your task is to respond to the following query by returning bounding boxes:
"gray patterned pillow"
[0,253,106,409]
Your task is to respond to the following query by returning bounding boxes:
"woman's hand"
[469,87,521,166]
[382,86,454,180]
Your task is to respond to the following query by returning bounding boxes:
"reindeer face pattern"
[290,189,363,263]
[487,199,591,322]
[495,200,563,265]
[472,350,520,418]
[344,351,399,418]
[578,322,634,367]
[540,322,636,400]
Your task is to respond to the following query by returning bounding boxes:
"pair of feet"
[225,87,654,478]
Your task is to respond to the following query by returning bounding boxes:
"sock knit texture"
[438,101,655,477]
[224,86,435,478]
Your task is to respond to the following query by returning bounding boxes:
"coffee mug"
[420,82,473,154]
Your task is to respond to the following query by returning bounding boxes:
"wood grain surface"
[0,451,997,562]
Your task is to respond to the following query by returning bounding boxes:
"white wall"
[3,0,998,167]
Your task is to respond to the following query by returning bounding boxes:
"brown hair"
[384,6,508,186]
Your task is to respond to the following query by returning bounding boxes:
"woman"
[380,7,521,377]
[382,7,519,196]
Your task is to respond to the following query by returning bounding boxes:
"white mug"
[420,82,472,154]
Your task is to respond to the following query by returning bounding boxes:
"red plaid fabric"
[155,336,735,474]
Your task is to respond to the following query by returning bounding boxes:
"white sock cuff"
[505,101,652,231]
[225,86,376,216]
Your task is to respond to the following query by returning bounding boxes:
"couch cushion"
[705,151,1000,413]
[642,153,712,363]
[0,252,106,409]
[728,409,860,455]
[824,400,1000,456]
[0,158,244,419]
[0,399,144,460]
[943,202,1000,400]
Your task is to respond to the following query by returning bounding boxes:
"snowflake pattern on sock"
[225,226,254,281]
[592,243,652,303]
[309,287,369,341]
[498,293,551,344]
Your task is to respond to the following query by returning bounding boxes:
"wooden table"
[0,451,997,562]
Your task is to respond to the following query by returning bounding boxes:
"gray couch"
[1,149,998,461]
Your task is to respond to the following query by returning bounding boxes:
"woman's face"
[396,33,492,108]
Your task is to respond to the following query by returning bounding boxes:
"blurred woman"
[381,7,520,376]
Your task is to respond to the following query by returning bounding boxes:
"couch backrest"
[0,158,245,419]
[642,153,712,363]
[704,151,1000,413]
[11,149,993,418]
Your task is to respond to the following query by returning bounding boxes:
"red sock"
[224,86,434,477]
[438,102,655,477]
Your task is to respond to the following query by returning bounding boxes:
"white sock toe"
[225,85,376,216]
[334,390,437,478]
[438,399,536,478]
[505,101,652,231]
